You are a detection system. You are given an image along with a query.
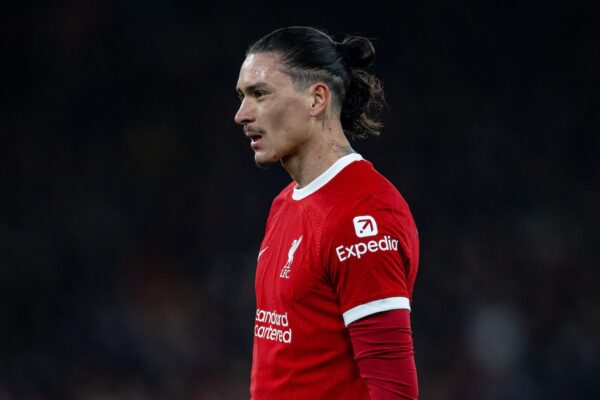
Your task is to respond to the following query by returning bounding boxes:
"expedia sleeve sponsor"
[335,235,399,262]
[254,309,292,344]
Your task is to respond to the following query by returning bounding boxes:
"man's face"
[235,52,313,166]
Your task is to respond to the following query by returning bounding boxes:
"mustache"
[244,127,265,135]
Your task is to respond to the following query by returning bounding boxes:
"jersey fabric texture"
[250,153,419,400]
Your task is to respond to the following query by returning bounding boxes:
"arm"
[347,309,418,400]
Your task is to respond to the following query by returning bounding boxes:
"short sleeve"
[323,196,418,327]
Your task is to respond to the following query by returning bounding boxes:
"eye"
[236,91,245,101]
[255,90,268,99]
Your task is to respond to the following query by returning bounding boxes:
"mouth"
[245,129,263,150]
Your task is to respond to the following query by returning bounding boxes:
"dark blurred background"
[1,1,598,399]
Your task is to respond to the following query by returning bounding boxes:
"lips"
[245,128,263,149]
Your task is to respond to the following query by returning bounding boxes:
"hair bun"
[339,36,375,69]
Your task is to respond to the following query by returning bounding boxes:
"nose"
[234,98,255,126]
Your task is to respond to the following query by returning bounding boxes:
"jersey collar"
[292,153,363,201]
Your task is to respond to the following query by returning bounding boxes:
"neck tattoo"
[327,137,354,157]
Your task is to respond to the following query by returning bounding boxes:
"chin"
[254,151,279,167]
[254,159,271,170]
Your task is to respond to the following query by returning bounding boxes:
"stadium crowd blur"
[1,2,597,399]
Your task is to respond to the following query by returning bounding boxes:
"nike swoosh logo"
[257,247,269,260]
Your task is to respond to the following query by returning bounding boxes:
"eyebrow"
[236,82,271,94]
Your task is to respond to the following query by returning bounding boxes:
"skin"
[234,52,354,188]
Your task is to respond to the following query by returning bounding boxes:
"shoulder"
[321,160,417,244]
[270,181,296,207]
[325,160,410,213]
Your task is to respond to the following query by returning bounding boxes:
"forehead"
[236,52,292,89]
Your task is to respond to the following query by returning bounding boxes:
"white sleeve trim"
[342,296,411,326]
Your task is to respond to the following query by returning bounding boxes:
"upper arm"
[322,195,419,326]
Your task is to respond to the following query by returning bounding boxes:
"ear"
[308,83,330,117]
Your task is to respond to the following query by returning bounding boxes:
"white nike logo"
[257,247,269,260]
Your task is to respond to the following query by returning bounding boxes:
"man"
[235,27,420,399]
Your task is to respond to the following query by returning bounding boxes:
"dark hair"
[247,26,385,139]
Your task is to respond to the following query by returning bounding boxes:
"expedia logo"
[353,215,378,237]
[336,235,399,262]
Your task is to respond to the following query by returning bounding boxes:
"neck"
[281,120,354,188]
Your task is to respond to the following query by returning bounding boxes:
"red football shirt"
[251,154,419,400]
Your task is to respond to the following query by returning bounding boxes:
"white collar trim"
[292,153,363,201]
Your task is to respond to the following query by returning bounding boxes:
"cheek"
[269,99,308,137]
